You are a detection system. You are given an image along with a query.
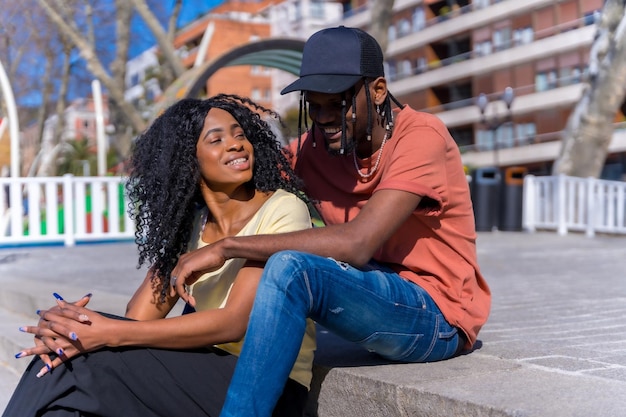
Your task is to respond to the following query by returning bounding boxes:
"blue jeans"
[220,251,462,417]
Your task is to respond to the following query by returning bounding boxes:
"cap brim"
[280,74,362,95]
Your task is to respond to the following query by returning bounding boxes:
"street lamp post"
[476,86,515,169]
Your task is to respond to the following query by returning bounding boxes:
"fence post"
[585,177,596,238]
[557,174,568,236]
[9,179,22,237]
[522,174,536,232]
[63,174,75,247]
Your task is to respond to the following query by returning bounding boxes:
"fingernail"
[14,352,24,359]
[36,367,48,378]
[53,293,64,301]
[57,348,64,356]
[70,332,78,341]
[84,293,93,298]
[78,314,90,322]
[45,364,52,371]
[35,310,41,315]
[18,326,26,332]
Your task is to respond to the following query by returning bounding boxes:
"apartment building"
[172,0,278,110]
[172,0,343,116]
[339,0,625,179]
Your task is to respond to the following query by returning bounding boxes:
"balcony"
[388,24,595,97]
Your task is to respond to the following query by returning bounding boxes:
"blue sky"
[130,0,225,58]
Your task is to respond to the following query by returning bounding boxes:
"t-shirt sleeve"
[378,119,451,216]
[256,191,312,235]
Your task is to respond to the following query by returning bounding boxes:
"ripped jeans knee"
[260,251,459,363]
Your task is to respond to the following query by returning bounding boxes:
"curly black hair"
[126,94,305,301]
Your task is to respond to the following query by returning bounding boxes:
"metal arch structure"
[155,38,305,116]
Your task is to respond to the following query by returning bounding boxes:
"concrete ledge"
[306,329,626,417]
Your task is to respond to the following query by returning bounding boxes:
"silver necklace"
[353,131,389,179]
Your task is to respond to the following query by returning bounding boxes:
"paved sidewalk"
[1,232,626,416]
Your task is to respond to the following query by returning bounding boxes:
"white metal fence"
[0,175,135,247]
[2,174,625,247]
[523,174,626,237]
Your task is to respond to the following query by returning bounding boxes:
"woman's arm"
[125,270,179,320]
[17,262,264,369]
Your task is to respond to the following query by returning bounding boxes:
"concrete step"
[0,307,35,376]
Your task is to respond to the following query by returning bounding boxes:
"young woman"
[3,95,316,417]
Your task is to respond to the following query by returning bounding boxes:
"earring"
[376,104,381,115]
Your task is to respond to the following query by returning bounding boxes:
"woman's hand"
[16,299,113,377]
[15,293,93,376]
[170,242,227,306]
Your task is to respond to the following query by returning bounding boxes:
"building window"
[398,59,412,78]
[398,19,411,38]
[251,88,261,101]
[516,123,536,145]
[416,57,427,74]
[412,7,425,32]
[496,123,515,149]
[475,40,492,57]
[559,66,582,86]
[513,27,534,46]
[493,27,512,52]
[476,129,494,151]
[536,70,558,92]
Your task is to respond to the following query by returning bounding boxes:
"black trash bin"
[471,167,501,232]
[499,166,527,231]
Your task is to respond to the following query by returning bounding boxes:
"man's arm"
[172,189,421,299]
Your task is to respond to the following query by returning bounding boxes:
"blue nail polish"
[53,293,64,301]
[14,352,23,359]
[84,293,92,298]
[70,332,78,341]
[57,348,64,356]
[18,326,26,332]
[46,364,52,371]
[36,310,41,315]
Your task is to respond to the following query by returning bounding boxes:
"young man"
[172,25,491,417]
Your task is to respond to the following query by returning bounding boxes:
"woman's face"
[196,107,255,192]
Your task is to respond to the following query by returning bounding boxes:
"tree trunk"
[552,0,626,178]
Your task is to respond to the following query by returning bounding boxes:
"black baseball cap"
[281,26,385,95]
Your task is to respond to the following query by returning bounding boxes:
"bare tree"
[552,0,626,178]
[36,0,147,136]
[34,0,185,158]
[0,0,77,176]
[128,0,185,79]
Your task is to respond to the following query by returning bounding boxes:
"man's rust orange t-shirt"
[289,106,491,349]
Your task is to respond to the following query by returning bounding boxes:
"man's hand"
[170,242,227,306]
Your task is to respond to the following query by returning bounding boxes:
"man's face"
[304,83,369,154]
